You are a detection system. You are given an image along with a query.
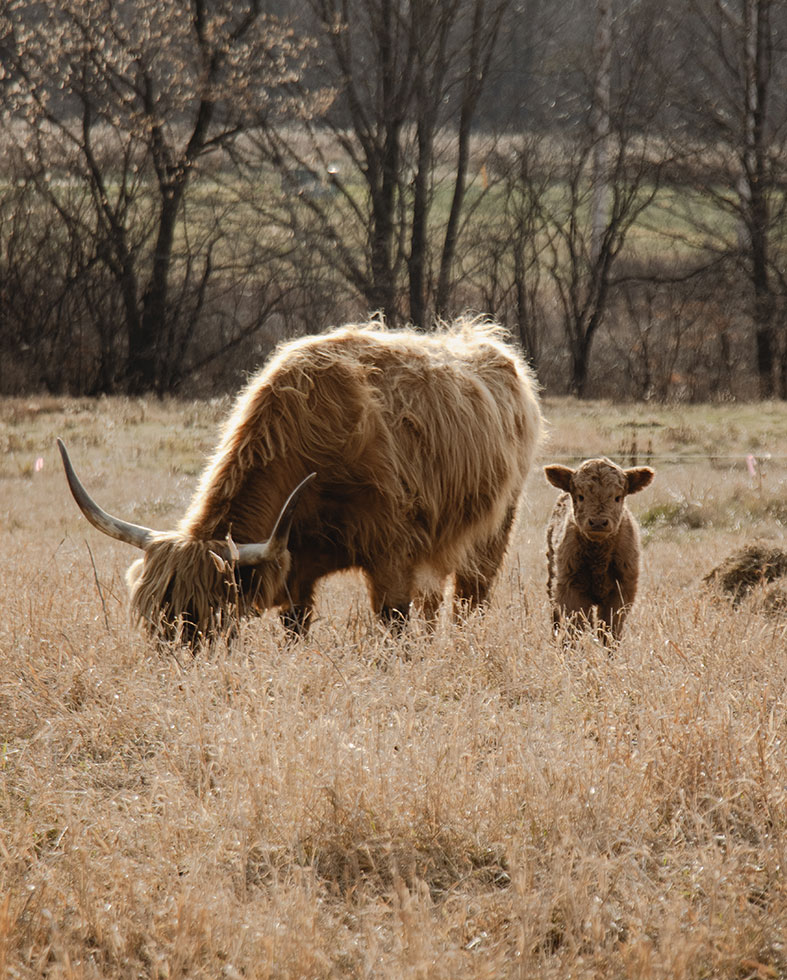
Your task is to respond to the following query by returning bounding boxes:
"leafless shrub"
[601,263,755,402]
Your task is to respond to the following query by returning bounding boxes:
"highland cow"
[544,457,654,642]
[59,318,542,644]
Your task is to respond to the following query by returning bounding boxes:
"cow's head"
[57,439,314,645]
[544,457,654,541]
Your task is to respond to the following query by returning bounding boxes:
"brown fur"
[125,317,542,641]
[544,457,654,642]
[126,533,292,643]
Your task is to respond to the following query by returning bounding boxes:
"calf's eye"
[615,495,622,502]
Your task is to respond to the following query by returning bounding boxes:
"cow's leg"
[379,602,411,633]
[553,605,592,643]
[279,603,313,637]
[413,589,443,630]
[553,581,593,623]
[605,572,637,643]
[367,568,413,633]
[454,506,516,616]
[552,585,616,645]
[605,599,628,644]
[279,580,316,639]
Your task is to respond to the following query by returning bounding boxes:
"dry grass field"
[2,394,787,979]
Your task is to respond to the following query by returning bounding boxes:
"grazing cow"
[59,318,542,644]
[544,457,654,642]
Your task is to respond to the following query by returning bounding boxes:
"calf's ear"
[625,466,655,494]
[544,464,574,492]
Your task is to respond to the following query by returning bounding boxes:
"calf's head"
[57,439,314,644]
[544,457,654,541]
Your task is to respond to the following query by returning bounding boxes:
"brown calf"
[544,457,654,642]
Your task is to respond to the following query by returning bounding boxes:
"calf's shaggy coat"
[59,318,542,643]
[544,457,654,641]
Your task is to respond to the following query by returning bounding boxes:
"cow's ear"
[544,464,574,492]
[625,467,654,495]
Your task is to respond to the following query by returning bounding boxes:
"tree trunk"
[590,0,612,264]
[569,336,592,398]
[127,190,183,394]
[408,122,432,329]
[368,0,403,322]
[367,130,401,321]
[127,83,215,393]
[743,0,776,397]
[436,0,503,316]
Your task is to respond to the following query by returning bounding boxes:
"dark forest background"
[1,0,787,400]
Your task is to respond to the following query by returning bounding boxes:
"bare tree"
[1,0,307,393]
[589,0,612,264]
[500,34,667,393]
[466,137,550,369]
[608,271,744,402]
[665,0,787,397]
[248,0,509,328]
[547,138,661,396]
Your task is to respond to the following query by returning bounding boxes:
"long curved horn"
[57,438,155,550]
[235,472,316,567]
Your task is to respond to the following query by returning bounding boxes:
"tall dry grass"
[1,395,786,979]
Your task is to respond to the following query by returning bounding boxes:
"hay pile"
[704,543,787,606]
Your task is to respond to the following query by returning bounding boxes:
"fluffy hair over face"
[127,534,291,644]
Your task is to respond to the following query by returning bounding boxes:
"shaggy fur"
[120,317,542,641]
[126,533,293,644]
[544,457,654,642]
